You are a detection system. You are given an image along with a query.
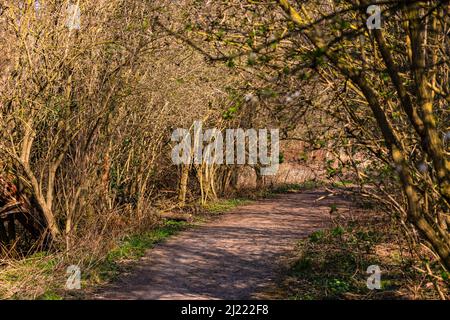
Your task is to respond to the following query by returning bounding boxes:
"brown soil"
[94,190,353,300]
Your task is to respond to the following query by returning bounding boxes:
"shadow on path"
[94,190,353,299]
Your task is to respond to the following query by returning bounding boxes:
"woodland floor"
[92,189,354,300]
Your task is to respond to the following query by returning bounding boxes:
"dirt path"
[94,190,352,300]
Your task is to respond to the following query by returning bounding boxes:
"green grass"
[39,290,63,300]
[3,221,189,299]
[283,217,424,300]
[271,180,323,194]
[92,220,189,282]
[0,252,62,300]
[331,226,345,237]
[203,198,253,214]
[332,180,354,188]
[108,220,188,261]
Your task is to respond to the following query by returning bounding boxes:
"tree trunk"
[255,166,264,189]
[178,164,189,206]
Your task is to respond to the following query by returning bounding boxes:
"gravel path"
[94,190,352,300]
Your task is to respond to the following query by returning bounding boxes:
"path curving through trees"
[94,190,352,300]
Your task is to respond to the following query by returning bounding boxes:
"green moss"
[331,226,345,237]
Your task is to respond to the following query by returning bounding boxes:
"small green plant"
[331,226,345,237]
[328,278,350,295]
[309,230,325,243]
[380,279,394,290]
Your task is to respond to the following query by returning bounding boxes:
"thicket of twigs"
[0,0,449,298]
[0,1,240,257]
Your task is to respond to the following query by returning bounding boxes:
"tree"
[176,0,450,269]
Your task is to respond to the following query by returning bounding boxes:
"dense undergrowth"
[1,183,449,300]
[0,195,251,300]
[0,220,189,300]
[282,210,450,300]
